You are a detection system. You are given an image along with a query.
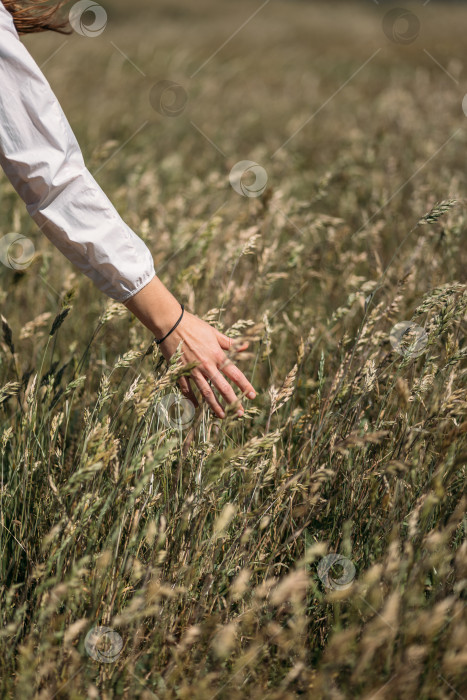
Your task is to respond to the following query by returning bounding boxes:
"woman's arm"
[0,2,155,302]
[0,2,256,417]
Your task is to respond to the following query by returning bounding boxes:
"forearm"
[122,275,183,340]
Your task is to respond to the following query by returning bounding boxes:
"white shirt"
[0,2,156,302]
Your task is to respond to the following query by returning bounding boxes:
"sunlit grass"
[0,1,466,697]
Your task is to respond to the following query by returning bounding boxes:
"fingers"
[178,376,199,409]
[175,326,255,419]
[191,369,227,419]
[216,330,249,352]
[218,357,256,401]
[205,367,242,413]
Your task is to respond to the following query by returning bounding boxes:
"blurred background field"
[0,0,466,697]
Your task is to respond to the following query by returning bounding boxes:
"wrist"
[123,276,184,339]
[155,303,184,344]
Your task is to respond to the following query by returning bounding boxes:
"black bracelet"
[155,303,184,345]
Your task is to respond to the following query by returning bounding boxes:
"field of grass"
[0,0,466,697]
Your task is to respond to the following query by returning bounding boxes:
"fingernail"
[248,391,256,399]
[219,410,226,419]
[237,409,244,417]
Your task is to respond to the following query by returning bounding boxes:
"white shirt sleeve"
[0,2,156,302]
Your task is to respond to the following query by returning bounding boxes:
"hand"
[158,309,256,419]
[123,275,256,419]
